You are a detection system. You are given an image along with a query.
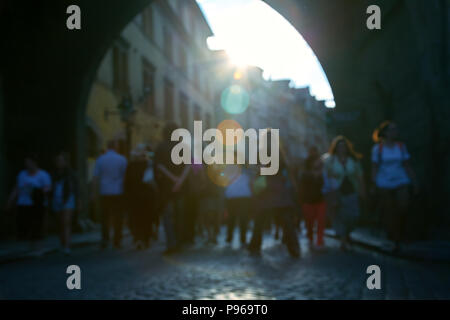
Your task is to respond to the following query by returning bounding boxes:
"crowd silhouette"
[5,120,418,258]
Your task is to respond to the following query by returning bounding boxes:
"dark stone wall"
[267,0,450,237]
[0,0,152,225]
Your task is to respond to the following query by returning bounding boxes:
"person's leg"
[16,206,28,241]
[281,208,300,257]
[189,196,199,243]
[162,201,177,251]
[238,199,250,245]
[212,210,219,243]
[332,195,348,250]
[395,186,410,244]
[131,206,143,247]
[380,189,396,242]
[302,204,315,244]
[316,202,327,246]
[181,195,191,245]
[60,209,74,249]
[273,214,279,240]
[29,205,45,251]
[112,196,124,248]
[206,210,216,243]
[173,196,185,247]
[340,194,360,249]
[21,206,35,248]
[143,200,153,247]
[226,199,236,243]
[248,208,268,253]
[100,196,111,248]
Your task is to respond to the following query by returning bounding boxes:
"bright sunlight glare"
[197,0,335,108]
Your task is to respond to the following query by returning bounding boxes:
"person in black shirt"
[154,122,190,254]
[124,145,155,249]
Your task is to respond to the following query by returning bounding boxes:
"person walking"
[248,131,300,258]
[183,161,203,245]
[197,163,223,244]
[93,140,128,249]
[225,163,253,247]
[51,151,77,255]
[324,136,366,251]
[143,148,159,240]
[371,121,419,251]
[124,144,155,249]
[6,153,52,254]
[154,122,190,254]
[299,150,326,250]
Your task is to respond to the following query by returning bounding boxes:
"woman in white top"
[324,136,366,251]
[371,121,419,251]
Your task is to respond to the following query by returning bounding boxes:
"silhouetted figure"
[248,132,300,258]
[299,149,326,249]
[154,122,190,254]
[371,121,419,251]
[197,164,223,244]
[6,153,52,254]
[324,136,366,251]
[124,145,155,249]
[225,165,253,246]
[51,151,77,255]
[93,140,128,249]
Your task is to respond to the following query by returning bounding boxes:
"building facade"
[210,56,329,168]
[85,0,216,160]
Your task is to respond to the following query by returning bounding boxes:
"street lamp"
[104,94,136,157]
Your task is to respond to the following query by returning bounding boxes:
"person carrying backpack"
[371,121,419,252]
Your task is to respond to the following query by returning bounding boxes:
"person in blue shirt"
[371,121,419,251]
[7,153,52,253]
[93,140,128,249]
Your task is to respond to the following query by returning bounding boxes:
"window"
[142,58,156,115]
[194,104,202,121]
[164,79,175,121]
[179,92,189,129]
[164,26,173,62]
[142,6,153,39]
[183,5,191,32]
[205,113,212,129]
[204,80,212,101]
[197,70,203,92]
[112,40,129,95]
[179,45,187,74]
[192,65,200,90]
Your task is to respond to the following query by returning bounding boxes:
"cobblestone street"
[1,229,449,300]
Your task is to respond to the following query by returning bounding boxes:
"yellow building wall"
[86,82,124,150]
[86,81,166,155]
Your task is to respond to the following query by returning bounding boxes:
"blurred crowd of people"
[5,120,418,257]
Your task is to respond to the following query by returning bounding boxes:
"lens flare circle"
[217,119,244,146]
[220,85,250,114]
[207,163,242,187]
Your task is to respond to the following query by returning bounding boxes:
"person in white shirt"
[93,140,128,249]
[371,121,419,251]
[6,153,52,253]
